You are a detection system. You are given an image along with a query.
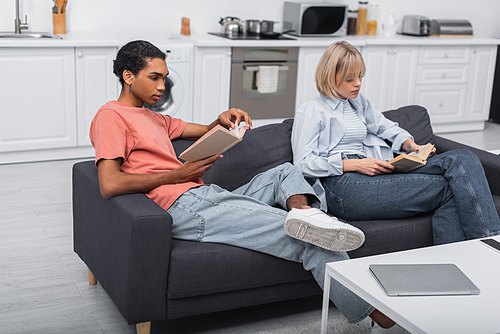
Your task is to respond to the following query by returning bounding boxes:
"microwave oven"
[283,2,348,37]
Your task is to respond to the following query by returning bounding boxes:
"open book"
[178,124,247,162]
[388,143,435,173]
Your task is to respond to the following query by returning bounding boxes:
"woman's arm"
[97,156,221,199]
[401,138,436,154]
[342,158,395,176]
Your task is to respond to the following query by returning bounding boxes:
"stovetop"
[208,32,296,41]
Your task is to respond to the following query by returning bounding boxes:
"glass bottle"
[356,1,368,35]
[367,4,379,36]
[347,9,358,35]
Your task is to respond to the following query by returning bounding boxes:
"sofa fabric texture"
[73,105,500,325]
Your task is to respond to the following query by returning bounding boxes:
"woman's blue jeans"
[322,149,500,244]
[167,162,374,324]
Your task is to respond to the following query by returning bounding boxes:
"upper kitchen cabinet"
[361,45,418,112]
[0,45,118,164]
[0,47,77,153]
[193,47,232,124]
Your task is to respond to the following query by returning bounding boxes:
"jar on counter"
[356,1,368,35]
[367,4,379,35]
[347,9,358,35]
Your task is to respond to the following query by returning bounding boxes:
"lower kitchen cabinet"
[0,47,77,153]
[298,43,497,134]
[193,47,231,124]
[0,46,118,163]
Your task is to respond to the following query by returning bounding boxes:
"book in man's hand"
[178,124,247,162]
[388,143,435,173]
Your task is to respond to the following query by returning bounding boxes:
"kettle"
[219,17,243,37]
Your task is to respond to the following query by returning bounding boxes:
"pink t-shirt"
[90,100,204,210]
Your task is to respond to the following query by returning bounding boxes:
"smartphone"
[480,238,500,253]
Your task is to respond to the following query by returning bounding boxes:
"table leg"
[320,270,331,334]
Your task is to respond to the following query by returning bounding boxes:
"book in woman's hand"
[388,143,435,173]
[178,125,247,162]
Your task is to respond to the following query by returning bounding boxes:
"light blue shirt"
[291,93,413,211]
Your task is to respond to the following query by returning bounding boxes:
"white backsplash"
[1,0,499,43]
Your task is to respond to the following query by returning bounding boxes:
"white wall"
[1,0,499,43]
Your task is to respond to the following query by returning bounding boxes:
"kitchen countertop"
[0,32,120,47]
[2,31,499,48]
[178,32,500,48]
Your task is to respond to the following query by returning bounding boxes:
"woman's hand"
[402,139,436,154]
[218,108,253,130]
[343,158,395,176]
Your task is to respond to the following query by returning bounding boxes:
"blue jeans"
[167,162,374,323]
[322,149,500,244]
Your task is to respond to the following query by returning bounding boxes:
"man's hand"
[172,155,222,183]
[218,108,253,130]
[343,158,395,176]
[97,155,222,200]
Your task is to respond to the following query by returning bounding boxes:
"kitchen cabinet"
[0,47,77,153]
[361,45,418,112]
[0,45,118,164]
[465,46,497,122]
[295,46,329,109]
[75,47,119,146]
[192,47,232,124]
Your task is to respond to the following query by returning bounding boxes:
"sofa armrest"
[434,135,500,196]
[72,161,173,325]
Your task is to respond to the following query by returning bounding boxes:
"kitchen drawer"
[414,84,467,123]
[418,46,471,64]
[416,64,469,84]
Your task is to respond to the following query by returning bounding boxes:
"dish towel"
[257,66,279,93]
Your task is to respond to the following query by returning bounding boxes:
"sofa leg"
[88,268,97,285]
[136,322,151,334]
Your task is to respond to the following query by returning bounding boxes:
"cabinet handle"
[442,72,447,78]
[439,102,444,108]
[77,52,83,58]
[444,52,449,58]
[474,48,478,53]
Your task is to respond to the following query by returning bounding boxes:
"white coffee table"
[320,236,500,334]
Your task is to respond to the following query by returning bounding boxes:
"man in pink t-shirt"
[89,40,406,330]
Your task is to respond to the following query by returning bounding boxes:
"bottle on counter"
[356,1,368,35]
[367,4,379,35]
[347,9,358,35]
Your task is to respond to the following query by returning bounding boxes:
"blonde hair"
[315,41,366,99]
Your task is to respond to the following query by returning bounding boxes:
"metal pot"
[260,20,276,34]
[246,19,260,35]
[219,17,243,37]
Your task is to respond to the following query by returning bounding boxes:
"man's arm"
[97,156,221,199]
[180,108,253,140]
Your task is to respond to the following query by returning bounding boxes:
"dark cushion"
[167,240,313,299]
[173,119,294,191]
[383,105,435,145]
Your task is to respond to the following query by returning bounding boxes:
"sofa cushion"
[383,105,435,145]
[167,240,313,299]
[173,119,294,191]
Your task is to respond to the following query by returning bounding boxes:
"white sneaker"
[371,322,411,334]
[284,208,365,252]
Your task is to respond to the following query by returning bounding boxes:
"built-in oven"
[230,47,299,123]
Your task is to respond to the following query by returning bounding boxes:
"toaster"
[401,15,431,36]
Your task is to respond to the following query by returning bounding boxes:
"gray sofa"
[72,105,500,334]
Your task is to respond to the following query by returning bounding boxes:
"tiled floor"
[1,120,499,334]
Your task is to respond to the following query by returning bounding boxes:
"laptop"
[369,263,480,296]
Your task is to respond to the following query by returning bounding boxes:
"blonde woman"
[292,41,500,332]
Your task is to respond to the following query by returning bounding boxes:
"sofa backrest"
[172,119,294,191]
[171,106,433,190]
[383,105,435,145]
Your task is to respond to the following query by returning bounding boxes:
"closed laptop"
[369,263,480,296]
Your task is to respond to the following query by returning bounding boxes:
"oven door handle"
[244,65,289,72]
